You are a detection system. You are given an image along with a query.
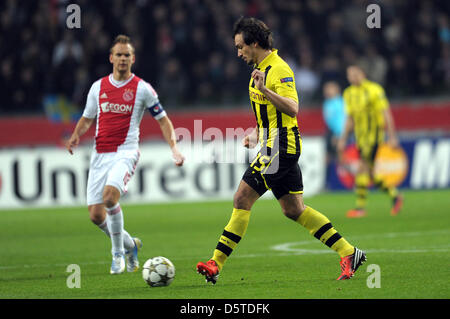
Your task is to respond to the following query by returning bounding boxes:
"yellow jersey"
[249,49,301,155]
[343,79,389,149]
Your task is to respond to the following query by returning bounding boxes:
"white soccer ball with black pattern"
[142,256,175,287]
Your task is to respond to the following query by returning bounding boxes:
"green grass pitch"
[0,189,449,299]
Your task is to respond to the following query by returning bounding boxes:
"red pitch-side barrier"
[0,102,449,147]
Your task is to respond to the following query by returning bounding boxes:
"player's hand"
[172,149,185,167]
[387,136,399,149]
[251,69,266,91]
[336,138,346,163]
[242,134,258,149]
[66,134,80,155]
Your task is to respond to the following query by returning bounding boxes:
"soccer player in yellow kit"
[337,65,403,218]
[197,17,366,283]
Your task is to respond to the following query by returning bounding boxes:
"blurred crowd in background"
[1,0,449,116]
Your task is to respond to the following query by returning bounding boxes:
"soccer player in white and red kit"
[66,35,185,274]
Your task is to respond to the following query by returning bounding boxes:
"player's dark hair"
[232,17,273,50]
[110,34,135,53]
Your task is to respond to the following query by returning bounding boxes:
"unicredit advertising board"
[0,137,448,209]
[0,137,326,209]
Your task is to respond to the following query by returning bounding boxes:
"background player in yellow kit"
[337,65,404,218]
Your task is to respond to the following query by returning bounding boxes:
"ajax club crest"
[123,89,134,102]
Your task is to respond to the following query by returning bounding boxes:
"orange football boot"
[196,260,220,284]
[346,209,367,218]
[337,247,367,280]
[391,194,404,216]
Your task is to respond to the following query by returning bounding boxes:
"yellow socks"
[297,206,354,258]
[373,175,398,199]
[211,205,355,272]
[212,208,251,271]
[355,173,370,209]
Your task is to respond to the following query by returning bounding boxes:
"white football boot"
[125,238,143,273]
[110,252,126,274]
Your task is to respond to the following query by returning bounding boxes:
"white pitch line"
[343,229,450,240]
[0,260,109,270]
[270,228,450,255]
[0,229,449,270]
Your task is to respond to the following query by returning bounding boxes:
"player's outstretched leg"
[197,181,259,284]
[197,208,251,285]
[126,237,143,272]
[337,247,367,280]
[288,199,366,280]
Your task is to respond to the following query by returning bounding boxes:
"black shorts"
[242,150,304,200]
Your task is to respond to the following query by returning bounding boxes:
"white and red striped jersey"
[82,73,166,153]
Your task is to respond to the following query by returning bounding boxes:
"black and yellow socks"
[297,206,354,258]
[373,174,399,201]
[212,208,251,271]
[355,173,370,210]
[211,205,354,272]
[356,173,399,209]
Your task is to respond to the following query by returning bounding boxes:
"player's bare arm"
[157,115,185,166]
[337,115,354,161]
[242,126,259,149]
[383,108,399,148]
[251,69,298,117]
[66,116,95,155]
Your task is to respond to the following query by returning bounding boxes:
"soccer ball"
[142,256,175,287]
